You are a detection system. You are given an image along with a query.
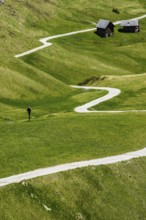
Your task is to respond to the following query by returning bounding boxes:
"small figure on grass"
[27,106,32,121]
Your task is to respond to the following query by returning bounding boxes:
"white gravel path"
[15,14,146,58]
[0,86,144,188]
[71,85,146,113]
[0,147,146,187]
[15,28,96,58]
[1,14,144,188]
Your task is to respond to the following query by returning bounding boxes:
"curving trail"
[0,84,145,187]
[71,85,146,113]
[15,28,96,58]
[15,14,146,58]
[0,86,145,188]
[2,14,144,188]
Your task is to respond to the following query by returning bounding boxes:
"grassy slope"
[1,157,146,220]
[0,113,146,178]
[23,18,146,85]
[92,73,146,111]
[0,0,146,219]
[0,0,146,116]
[0,0,145,174]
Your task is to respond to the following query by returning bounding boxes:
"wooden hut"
[96,19,114,37]
[120,20,140,32]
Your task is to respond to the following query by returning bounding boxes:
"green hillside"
[1,158,146,220]
[0,0,146,219]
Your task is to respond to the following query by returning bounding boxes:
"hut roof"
[121,19,139,27]
[96,19,111,29]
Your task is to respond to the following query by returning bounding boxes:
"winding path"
[1,14,144,188]
[15,14,146,58]
[0,85,146,187]
[71,85,146,113]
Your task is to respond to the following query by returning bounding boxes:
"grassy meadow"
[0,0,146,219]
[0,113,146,178]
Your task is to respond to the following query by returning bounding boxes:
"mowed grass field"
[0,0,146,219]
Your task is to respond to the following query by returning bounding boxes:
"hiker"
[27,106,32,121]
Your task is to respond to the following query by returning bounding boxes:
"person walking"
[27,106,32,121]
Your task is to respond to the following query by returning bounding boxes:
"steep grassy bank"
[1,157,146,220]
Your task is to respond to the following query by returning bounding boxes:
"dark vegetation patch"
[78,76,106,86]
[112,8,120,14]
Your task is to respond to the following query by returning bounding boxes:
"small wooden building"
[96,19,114,37]
[120,20,140,32]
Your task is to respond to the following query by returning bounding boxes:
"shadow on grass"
[118,28,140,33]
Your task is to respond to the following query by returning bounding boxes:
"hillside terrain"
[0,0,146,219]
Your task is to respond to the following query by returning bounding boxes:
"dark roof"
[96,19,112,29]
[121,19,139,27]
